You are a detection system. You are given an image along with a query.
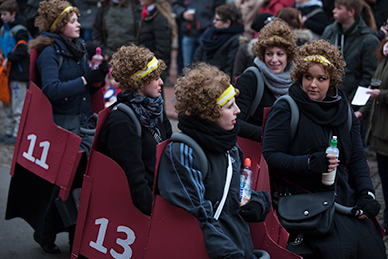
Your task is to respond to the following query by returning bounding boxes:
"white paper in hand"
[351,86,370,106]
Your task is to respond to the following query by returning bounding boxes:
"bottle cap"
[244,158,251,167]
[96,47,101,55]
[331,136,337,147]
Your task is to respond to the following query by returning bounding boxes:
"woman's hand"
[366,88,380,99]
[354,111,363,120]
[326,153,339,173]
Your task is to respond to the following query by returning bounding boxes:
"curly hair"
[109,45,166,92]
[291,39,345,93]
[252,17,297,63]
[34,0,80,34]
[174,62,239,123]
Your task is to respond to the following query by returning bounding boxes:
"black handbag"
[277,191,335,236]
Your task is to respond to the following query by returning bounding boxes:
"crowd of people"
[1,0,388,258]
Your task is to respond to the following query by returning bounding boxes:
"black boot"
[33,232,61,254]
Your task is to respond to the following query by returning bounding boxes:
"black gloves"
[352,190,380,218]
[239,191,271,222]
[84,60,109,85]
[239,201,263,222]
[308,151,330,174]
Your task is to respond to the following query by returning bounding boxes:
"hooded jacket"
[321,17,380,100]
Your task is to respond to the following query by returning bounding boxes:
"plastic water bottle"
[240,158,253,206]
[91,47,103,70]
[322,136,339,186]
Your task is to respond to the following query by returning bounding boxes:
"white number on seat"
[22,134,50,169]
[90,217,136,259]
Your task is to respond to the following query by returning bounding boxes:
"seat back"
[237,137,301,259]
[10,82,83,202]
[71,106,150,259]
[144,139,209,258]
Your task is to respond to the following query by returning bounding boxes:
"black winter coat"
[98,101,172,215]
[235,66,276,142]
[137,8,171,67]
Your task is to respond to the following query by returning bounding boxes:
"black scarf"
[178,114,239,153]
[201,25,244,59]
[288,83,352,164]
[117,91,163,129]
[59,35,86,60]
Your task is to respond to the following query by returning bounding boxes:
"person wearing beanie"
[6,0,109,254]
[263,39,386,259]
[158,62,271,259]
[232,12,274,82]
[235,18,297,142]
[98,45,172,216]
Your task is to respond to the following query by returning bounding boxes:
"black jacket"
[235,66,276,142]
[98,102,172,215]
[137,8,171,67]
[194,25,244,77]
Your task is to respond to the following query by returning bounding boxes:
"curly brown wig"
[291,39,345,94]
[174,62,239,123]
[109,45,166,92]
[34,0,80,34]
[252,17,297,63]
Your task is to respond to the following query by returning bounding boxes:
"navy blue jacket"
[37,32,97,125]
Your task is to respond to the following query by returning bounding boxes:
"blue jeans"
[182,34,203,67]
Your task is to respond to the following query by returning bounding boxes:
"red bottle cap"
[244,158,251,167]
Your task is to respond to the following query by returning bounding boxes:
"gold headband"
[130,57,159,81]
[303,55,332,66]
[50,6,74,32]
[269,35,284,41]
[216,85,236,106]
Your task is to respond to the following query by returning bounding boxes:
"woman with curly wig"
[235,17,297,142]
[8,0,108,254]
[158,62,271,259]
[263,39,386,258]
[98,45,172,216]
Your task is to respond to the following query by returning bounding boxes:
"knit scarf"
[253,57,294,98]
[59,35,86,60]
[178,114,239,154]
[117,91,163,129]
[288,83,351,163]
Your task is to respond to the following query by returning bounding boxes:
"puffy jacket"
[36,32,96,125]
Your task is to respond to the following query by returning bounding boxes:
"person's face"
[264,47,288,74]
[0,11,14,24]
[332,4,352,24]
[213,14,230,29]
[302,64,331,101]
[140,77,163,98]
[383,41,388,57]
[61,13,80,39]
[215,97,240,131]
